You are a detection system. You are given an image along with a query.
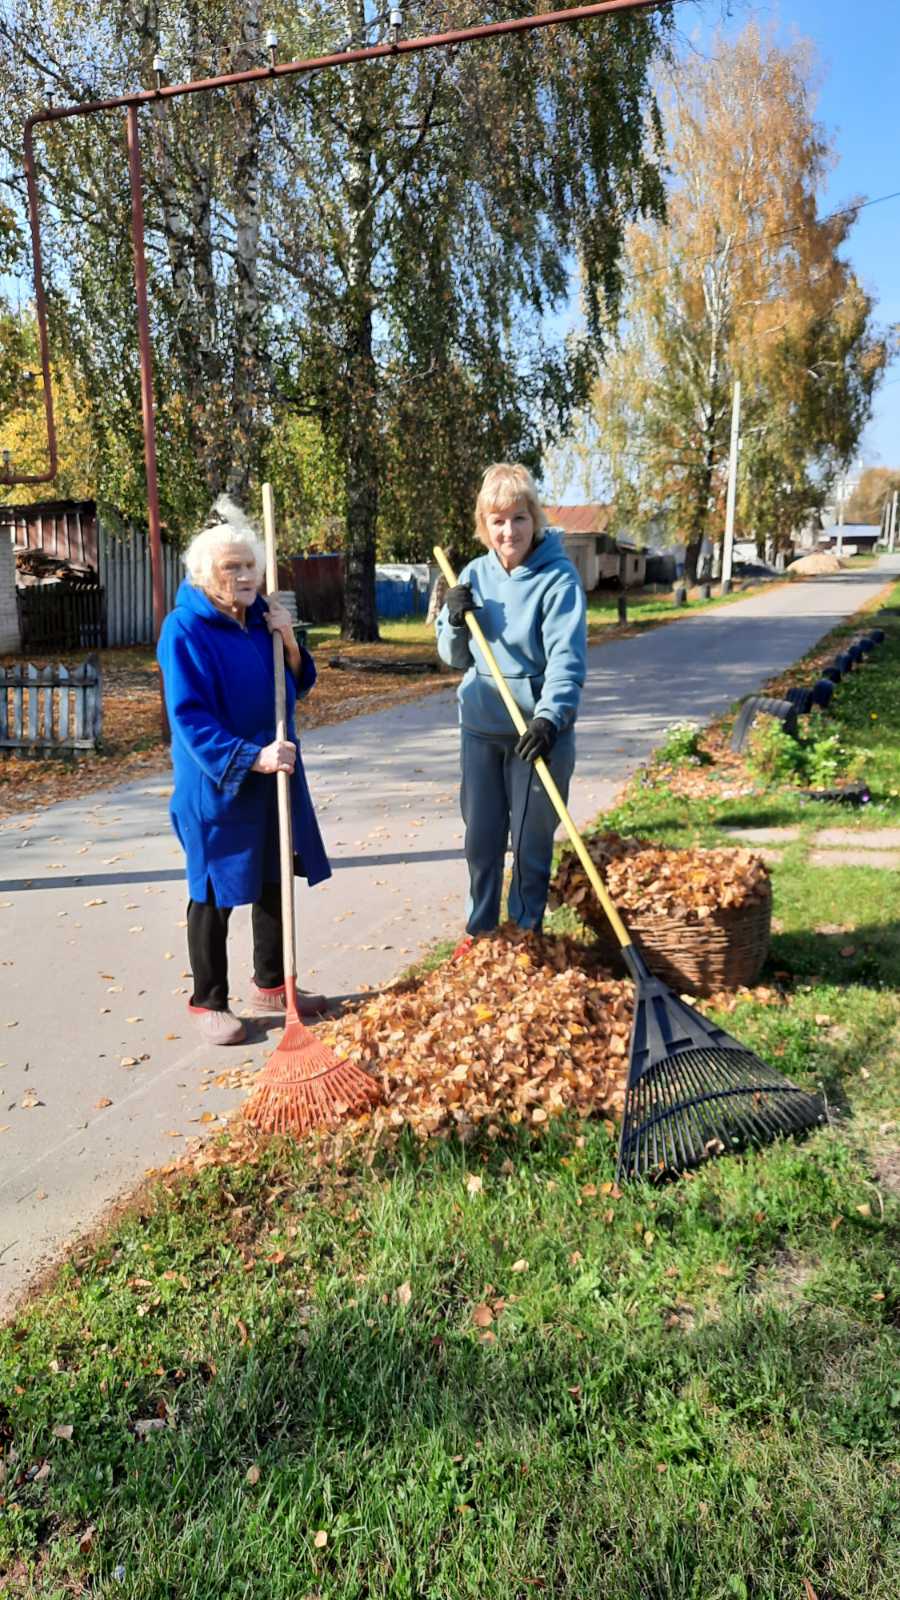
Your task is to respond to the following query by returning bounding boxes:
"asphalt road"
[1,557,896,1316]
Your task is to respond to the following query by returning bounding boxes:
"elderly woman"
[157,497,330,1044]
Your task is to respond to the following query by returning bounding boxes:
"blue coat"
[435,532,587,737]
[157,580,331,907]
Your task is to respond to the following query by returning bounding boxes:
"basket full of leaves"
[548,831,772,997]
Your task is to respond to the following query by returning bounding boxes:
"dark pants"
[460,726,576,934]
[187,882,284,1011]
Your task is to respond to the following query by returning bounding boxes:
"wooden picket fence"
[0,654,102,755]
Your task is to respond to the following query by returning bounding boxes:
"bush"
[656,720,705,766]
[746,715,863,788]
[746,717,805,782]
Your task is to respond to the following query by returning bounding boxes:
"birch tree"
[586,25,887,579]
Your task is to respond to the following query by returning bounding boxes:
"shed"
[818,524,881,554]
[543,504,646,590]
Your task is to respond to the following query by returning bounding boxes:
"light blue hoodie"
[435,532,587,738]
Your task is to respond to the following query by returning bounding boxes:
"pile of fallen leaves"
[549,830,770,926]
[313,927,632,1143]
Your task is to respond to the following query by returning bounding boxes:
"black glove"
[515,717,557,764]
[446,583,476,628]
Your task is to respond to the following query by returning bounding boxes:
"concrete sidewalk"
[1,557,896,1315]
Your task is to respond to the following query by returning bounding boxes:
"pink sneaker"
[249,982,329,1019]
[189,1006,246,1045]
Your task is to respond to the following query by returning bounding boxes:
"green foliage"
[745,715,863,789]
[745,715,806,782]
[803,728,845,787]
[655,719,704,766]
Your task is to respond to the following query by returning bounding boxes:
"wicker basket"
[581,880,772,997]
[554,838,771,998]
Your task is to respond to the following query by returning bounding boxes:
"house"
[818,524,881,555]
[542,504,646,589]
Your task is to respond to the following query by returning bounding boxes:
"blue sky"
[690,0,900,468]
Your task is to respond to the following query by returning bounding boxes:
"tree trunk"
[340,7,380,642]
[683,443,715,584]
[342,301,380,641]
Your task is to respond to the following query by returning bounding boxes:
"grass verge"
[1,588,898,1600]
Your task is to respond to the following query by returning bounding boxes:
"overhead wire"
[623,186,900,286]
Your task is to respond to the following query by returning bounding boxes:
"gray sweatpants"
[460,726,576,934]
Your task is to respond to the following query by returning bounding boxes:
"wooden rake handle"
[262,482,297,993]
[433,544,632,953]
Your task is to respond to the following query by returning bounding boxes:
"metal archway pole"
[126,105,166,645]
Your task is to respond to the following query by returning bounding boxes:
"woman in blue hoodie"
[157,498,330,1045]
[436,463,587,941]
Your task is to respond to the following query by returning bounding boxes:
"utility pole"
[720,380,741,594]
[890,489,899,554]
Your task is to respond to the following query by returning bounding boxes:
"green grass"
[2,591,899,1599]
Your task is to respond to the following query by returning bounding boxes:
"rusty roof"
[543,503,613,535]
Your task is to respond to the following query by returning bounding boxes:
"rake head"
[244,1005,380,1137]
[616,958,825,1181]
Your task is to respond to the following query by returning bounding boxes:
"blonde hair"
[182,495,266,590]
[474,463,547,547]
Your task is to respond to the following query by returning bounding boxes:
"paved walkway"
[1,557,896,1315]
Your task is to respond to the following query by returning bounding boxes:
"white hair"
[182,495,266,589]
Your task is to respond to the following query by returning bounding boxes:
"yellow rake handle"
[433,544,632,953]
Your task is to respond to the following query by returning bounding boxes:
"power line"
[625,186,900,286]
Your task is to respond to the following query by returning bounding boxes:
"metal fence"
[0,654,102,753]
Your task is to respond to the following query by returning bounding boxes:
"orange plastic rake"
[244,485,380,1136]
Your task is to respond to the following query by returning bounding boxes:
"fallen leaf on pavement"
[21,1089,42,1109]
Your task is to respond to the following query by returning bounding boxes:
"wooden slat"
[58,664,70,742]
[39,665,53,742]
[27,665,39,743]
